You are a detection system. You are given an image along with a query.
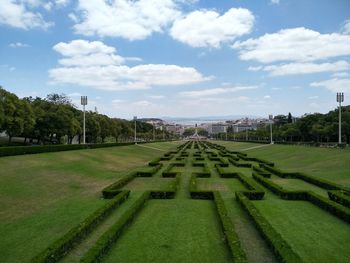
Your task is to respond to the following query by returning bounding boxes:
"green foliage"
[328,190,350,208]
[80,191,150,263]
[30,190,130,263]
[213,191,247,263]
[236,193,303,263]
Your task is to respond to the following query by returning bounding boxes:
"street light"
[336,92,344,144]
[153,121,155,141]
[134,116,137,144]
[81,96,87,144]
[269,114,274,144]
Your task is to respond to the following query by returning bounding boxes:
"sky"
[0,0,350,120]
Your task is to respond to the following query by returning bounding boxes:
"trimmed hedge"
[213,192,247,263]
[236,173,265,200]
[215,164,239,178]
[148,157,161,166]
[162,163,178,177]
[136,164,162,177]
[252,166,271,178]
[0,140,177,158]
[30,190,130,263]
[328,190,350,208]
[229,157,252,168]
[261,164,350,192]
[307,192,350,223]
[80,191,150,263]
[102,172,137,198]
[236,192,303,263]
[252,173,350,222]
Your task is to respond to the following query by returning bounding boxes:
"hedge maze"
[31,141,350,263]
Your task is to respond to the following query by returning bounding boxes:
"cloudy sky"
[0,0,349,119]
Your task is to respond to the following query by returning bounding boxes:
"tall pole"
[153,122,155,141]
[83,105,86,144]
[81,96,87,144]
[134,116,137,144]
[269,114,273,144]
[337,93,344,144]
[246,129,248,141]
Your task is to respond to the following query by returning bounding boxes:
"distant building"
[209,123,228,134]
[165,124,184,135]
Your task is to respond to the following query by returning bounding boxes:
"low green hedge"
[215,164,239,178]
[0,141,175,158]
[328,190,350,208]
[162,163,178,177]
[80,191,150,263]
[102,172,137,198]
[150,191,176,199]
[307,192,350,223]
[136,164,162,177]
[229,158,252,168]
[213,192,247,263]
[252,172,307,200]
[236,193,303,263]
[261,164,350,192]
[148,157,161,166]
[252,166,271,178]
[236,173,265,200]
[31,190,130,263]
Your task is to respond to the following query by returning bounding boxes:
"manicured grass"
[217,141,350,187]
[253,199,350,263]
[103,199,231,263]
[197,178,246,193]
[121,178,176,191]
[0,141,181,263]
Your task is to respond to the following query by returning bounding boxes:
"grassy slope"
[0,141,181,263]
[254,199,350,263]
[216,141,350,187]
[103,199,231,263]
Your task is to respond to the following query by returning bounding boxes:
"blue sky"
[0,0,350,119]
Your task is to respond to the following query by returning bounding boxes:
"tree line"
[0,87,175,145]
[216,108,350,144]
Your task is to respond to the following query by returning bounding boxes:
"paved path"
[241,144,272,151]
[136,144,166,152]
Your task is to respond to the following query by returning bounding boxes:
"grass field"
[0,141,182,263]
[216,141,350,187]
[1,140,349,262]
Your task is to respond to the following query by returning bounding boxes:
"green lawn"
[253,199,350,263]
[103,199,231,263]
[0,141,181,263]
[1,140,349,263]
[216,141,350,187]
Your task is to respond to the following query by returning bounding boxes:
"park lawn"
[196,178,247,193]
[253,199,350,263]
[0,141,181,263]
[216,141,350,187]
[121,177,176,191]
[103,199,231,263]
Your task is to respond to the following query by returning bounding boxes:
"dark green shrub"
[31,191,130,263]
[102,172,137,198]
[213,192,247,263]
[236,193,303,263]
[328,190,350,208]
[80,191,150,263]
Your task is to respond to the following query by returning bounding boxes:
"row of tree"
[0,87,175,145]
[215,108,350,144]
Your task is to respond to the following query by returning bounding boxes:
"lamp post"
[153,121,155,141]
[336,92,344,144]
[269,114,273,144]
[134,116,137,144]
[81,96,87,144]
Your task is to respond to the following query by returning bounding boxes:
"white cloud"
[248,66,262,71]
[68,92,81,97]
[0,0,53,30]
[308,96,318,99]
[170,8,254,48]
[9,42,30,48]
[178,86,257,98]
[263,95,271,99]
[133,100,152,107]
[49,40,210,91]
[271,0,280,4]
[310,78,350,92]
[233,27,350,63]
[147,95,165,99]
[342,19,350,34]
[125,57,143,62]
[332,72,350,78]
[259,61,350,76]
[72,0,182,40]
